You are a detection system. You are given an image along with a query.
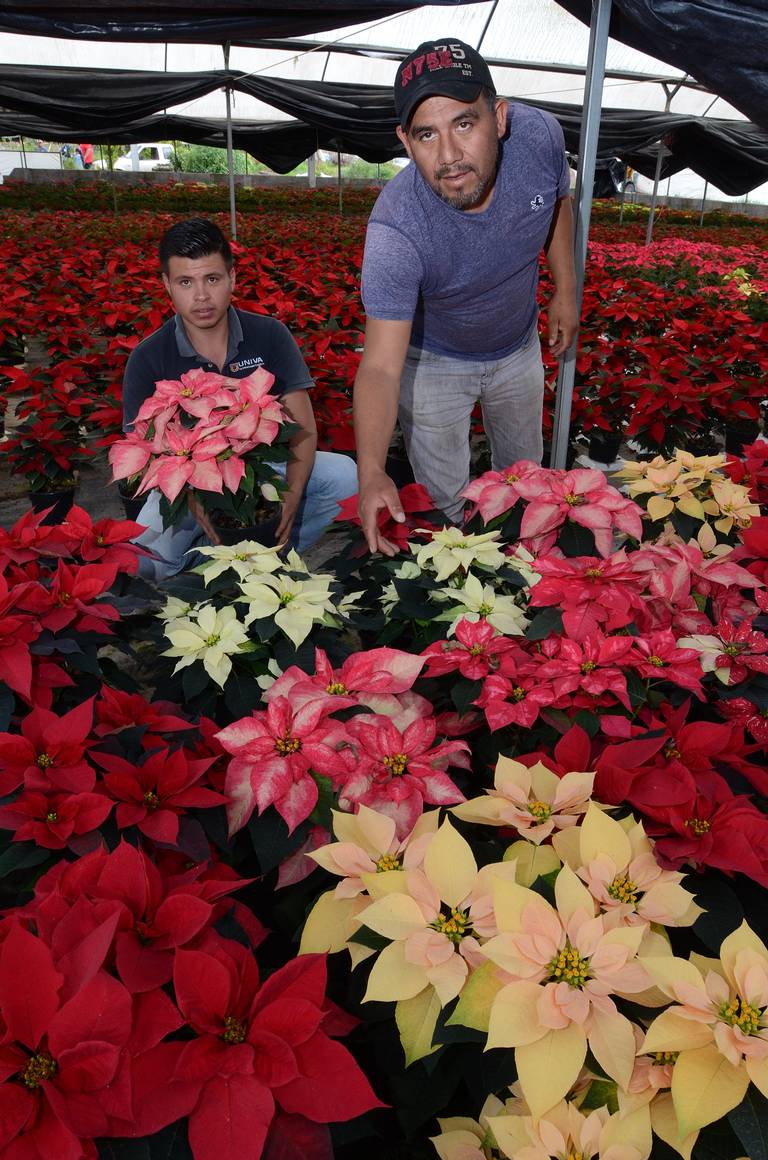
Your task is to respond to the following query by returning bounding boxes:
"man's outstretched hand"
[357,469,405,556]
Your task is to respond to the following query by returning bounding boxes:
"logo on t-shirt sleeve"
[530,194,545,210]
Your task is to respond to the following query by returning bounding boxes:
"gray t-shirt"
[360,103,570,361]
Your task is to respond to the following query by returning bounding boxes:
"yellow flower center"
[580,661,597,673]
[648,655,666,667]
[608,872,640,905]
[468,644,485,656]
[527,800,552,822]
[376,854,402,873]
[96,535,104,544]
[653,1050,679,1064]
[204,633,221,647]
[684,817,711,836]
[222,1015,247,1044]
[58,592,71,603]
[505,473,519,484]
[564,493,583,506]
[719,996,763,1036]
[563,1152,585,1160]
[180,387,193,397]
[143,790,160,810]
[36,753,53,768]
[548,941,590,988]
[175,449,189,458]
[279,592,295,606]
[326,681,348,695]
[477,603,493,616]
[383,753,408,776]
[45,811,58,823]
[512,686,526,701]
[431,906,472,945]
[585,567,602,579]
[22,1052,57,1089]
[275,735,301,756]
[664,744,681,760]
[722,642,744,657]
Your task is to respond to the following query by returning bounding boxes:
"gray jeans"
[398,325,545,523]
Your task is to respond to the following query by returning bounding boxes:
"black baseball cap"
[394,39,496,129]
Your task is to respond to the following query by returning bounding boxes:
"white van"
[111,143,174,172]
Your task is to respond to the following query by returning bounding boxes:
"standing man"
[353,38,577,553]
[123,218,357,581]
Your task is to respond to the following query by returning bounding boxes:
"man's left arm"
[276,389,317,546]
[544,195,578,358]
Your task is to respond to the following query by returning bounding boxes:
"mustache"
[435,164,477,180]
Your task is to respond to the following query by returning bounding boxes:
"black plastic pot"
[210,513,280,548]
[587,431,623,464]
[29,486,76,524]
[723,419,761,456]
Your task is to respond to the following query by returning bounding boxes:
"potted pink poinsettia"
[108,366,294,541]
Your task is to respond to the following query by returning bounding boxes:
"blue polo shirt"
[122,307,314,430]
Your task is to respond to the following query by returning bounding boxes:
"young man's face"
[162,252,235,335]
[396,94,508,213]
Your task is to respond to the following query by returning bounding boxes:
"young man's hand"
[276,491,301,548]
[188,496,221,545]
[358,469,405,556]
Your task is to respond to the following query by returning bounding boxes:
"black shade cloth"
[0,1,482,42]
[557,0,768,131]
[1,66,766,193]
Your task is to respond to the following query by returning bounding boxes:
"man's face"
[396,94,508,212]
[162,252,235,334]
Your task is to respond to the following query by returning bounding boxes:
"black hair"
[158,218,233,273]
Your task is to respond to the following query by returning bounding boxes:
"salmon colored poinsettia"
[453,756,595,844]
[552,804,700,930]
[479,865,659,1115]
[641,921,768,1138]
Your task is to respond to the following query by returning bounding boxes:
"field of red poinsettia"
[0,191,767,1160]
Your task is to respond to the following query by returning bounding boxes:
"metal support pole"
[550,0,613,469]
[644,79,684,246]
[19,136,27,168]
[224,43,237,240]
[698,180,709,227]
[307,151,317,188]
[644,141,667,246]
[337,151,343,215]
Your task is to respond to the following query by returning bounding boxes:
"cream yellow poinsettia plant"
[640,921,768,1139]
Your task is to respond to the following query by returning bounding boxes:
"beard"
[434,152,499,211]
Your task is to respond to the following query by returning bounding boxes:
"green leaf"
[525,605,563,641]
[224,665,266,719]
[96,1138,152,1159]
[246,806,309,875]
[182,662,211,700]
[0,685,14,731]
[693,872,744,953]
[580,1078,619,1114]
[0,841,50,880]
[728,1085,768,1160]
[451,678,482,716]
[557,521,596,557]
[348,924,390,952]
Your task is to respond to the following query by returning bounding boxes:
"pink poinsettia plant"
[108,366,293,525]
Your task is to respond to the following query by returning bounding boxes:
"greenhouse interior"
[0,2,768,1158]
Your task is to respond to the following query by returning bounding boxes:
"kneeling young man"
[123,218,358,581]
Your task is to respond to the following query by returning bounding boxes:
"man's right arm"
[353,316,413,556]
